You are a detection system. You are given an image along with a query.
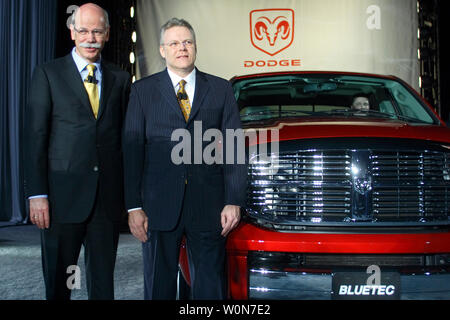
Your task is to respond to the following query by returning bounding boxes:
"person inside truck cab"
[351,94,370,111]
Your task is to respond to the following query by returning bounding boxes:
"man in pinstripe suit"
[122,18,246,299]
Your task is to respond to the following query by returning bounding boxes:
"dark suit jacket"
[25,54,130,223]
[123,69,246,231]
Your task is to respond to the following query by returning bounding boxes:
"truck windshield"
[233,74,438,125]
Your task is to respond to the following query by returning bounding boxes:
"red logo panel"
[250,9,295,56]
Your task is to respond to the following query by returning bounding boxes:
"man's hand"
[220,205,241,237]
[128,209,148,243]
[29,198,50,229]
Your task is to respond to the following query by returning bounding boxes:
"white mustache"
[79,43,102,49]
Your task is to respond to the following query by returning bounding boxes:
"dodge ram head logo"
[250,9,294,56]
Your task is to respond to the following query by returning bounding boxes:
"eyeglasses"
[73,26,107,38]
[354,102,370,107]
[163,40,195,49]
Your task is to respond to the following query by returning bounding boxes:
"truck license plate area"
[332,269,401,300]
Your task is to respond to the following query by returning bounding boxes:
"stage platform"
[0,224,144,300]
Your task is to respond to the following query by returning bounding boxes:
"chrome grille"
[372,151,450,220]
[247,149,450,225]
[249,151,352,220]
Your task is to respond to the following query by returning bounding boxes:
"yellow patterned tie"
[177,80,191,122]
[84,64,99,119]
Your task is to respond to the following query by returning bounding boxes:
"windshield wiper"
[328,109,433,123]
[328,109,395,119]
[392,114,432,124]
[241,110,314,121]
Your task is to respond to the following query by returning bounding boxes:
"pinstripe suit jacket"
[122,68,246,231]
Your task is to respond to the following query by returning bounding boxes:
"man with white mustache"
[24,3,130,300]
[79,42,102,49]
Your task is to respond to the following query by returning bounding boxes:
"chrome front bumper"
[249,269,450,300]
[247,251,450,300]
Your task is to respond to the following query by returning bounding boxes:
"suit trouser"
[142,182,227,300]
[40,195,120,300]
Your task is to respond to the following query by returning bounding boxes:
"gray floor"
[0,223,144,300]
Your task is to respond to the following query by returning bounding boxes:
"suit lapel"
[62,54,93,116]
[97,63,115,121]
[158,70,186,122]
[158,68,210,124]
[188,69,209,125]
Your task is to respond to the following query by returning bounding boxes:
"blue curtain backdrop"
[0,0,57,223]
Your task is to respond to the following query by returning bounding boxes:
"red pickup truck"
[181,71,450,300]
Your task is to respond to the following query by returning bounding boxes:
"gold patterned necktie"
[84,64,99,119]
[177,80,191,122]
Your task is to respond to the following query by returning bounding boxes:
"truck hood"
[243,118,450,145]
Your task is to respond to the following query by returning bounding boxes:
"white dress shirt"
[167,67,196,103]
[71,47,103,100]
